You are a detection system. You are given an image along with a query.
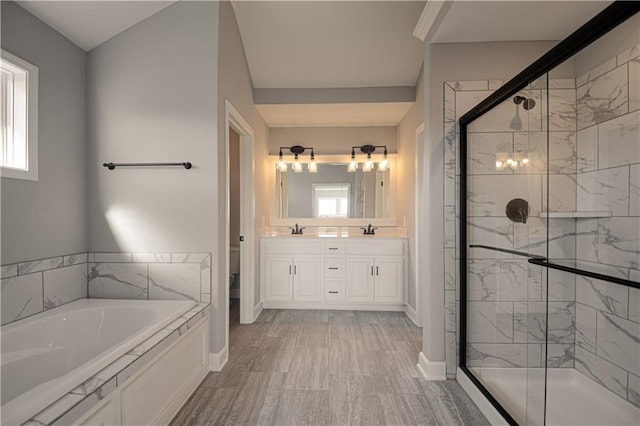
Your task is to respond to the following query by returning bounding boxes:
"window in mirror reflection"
[314,184,349,218]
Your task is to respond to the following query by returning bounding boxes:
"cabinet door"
[345,257,374,302]
[374,258,404,304]
[293,257,322,301]
[264,256,293,301]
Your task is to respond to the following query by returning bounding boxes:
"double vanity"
[260,234,407,311]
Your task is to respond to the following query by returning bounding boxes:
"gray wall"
[229,128,240,246]
[421,41,558,364]
[218,0,271,331]
[1,1,87,265]
[86,1,220,350]
[269,126,397,155]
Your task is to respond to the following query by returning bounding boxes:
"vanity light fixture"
[348,145,389,173]
[278,145,316,174]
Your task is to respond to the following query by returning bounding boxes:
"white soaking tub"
[1,298,195,425]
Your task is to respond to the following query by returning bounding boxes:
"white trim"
[417,352,447,381]
[414,123,424,327]
[404,303,419,326]
[457,368,509,425]
[262,301,405,311]
[253,302,263,322]
[412,1,447,41]
[0,49,38,181]
[208,345,229,372]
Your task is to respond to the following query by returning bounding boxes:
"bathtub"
[1,298,196,425]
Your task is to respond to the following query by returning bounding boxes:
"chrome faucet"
[289,224,305,235]
[361,224,377,235]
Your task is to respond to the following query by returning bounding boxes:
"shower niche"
[457,3,640,425]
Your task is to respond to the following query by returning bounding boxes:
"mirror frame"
[269,154,399,226]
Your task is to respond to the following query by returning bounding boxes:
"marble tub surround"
[1,252,87,325]
[261,226,407,238]
[23,303,209,426]
[87,252,211,303]
[1,251,212,326]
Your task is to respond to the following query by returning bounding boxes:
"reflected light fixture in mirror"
[278,145,316,173]
[348,148,358,172]
[308,149,317,173]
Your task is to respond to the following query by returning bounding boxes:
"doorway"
[224,100,256,359]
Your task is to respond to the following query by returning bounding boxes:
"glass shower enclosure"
[459,3,640,425]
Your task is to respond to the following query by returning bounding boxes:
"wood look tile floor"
[171,301,489,425]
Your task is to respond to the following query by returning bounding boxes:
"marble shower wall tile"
[466,343,527,368]
[597,217,640,269]
[596,311,640,376]
[149,263,200,301]
[548,89,577,131]
[575,303,597,351]
[468,174,542,217]
[444,83,456,123]
[630,58,640,112]
[1,273,43,325]
[617,43,640,66]
[467,301,513,343]
[514,301,575,344]
[543,174,577,212]
[575,265,629,317]
[88,263,148,299]
[577,167,630,216]
[547,344,574,368]
[1,264,17,279]
[575,346,628,399]
[576,57,617,88]
[576,219,599,263]
[43,264,87,309]
[577,125,598,172]
[455,91,492,122]
[448,80,488,91]
[467,259,528,301]
[631,164,640,216]
[630,374,640,408]
[577,65,628,130]
[467,218,514,259]
[630,286,640,324]
[515,217,576,259]
[597,110,640,169]
[468,91,543,133]
[445,206,456,248]
[18,256,64,275]
[547,269,576,302]
[467,133,513,175]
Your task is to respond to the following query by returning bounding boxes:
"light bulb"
[522,158,529,165]
[363,159,374,172]
[348,160,358,172]
[292,161,302,173]
[506,158,514,165]
[277,161,288,172]
[496,160,504,169]
[378,159,389,171]
[308,161,317,173]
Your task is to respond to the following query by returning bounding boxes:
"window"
[1,49,38,180]
[313,184,350,218]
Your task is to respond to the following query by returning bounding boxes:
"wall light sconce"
[278,145,317,173]
[348,145,389,173]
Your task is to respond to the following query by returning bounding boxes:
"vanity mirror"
[275,160,393,220]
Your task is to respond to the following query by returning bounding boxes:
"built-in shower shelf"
[538,211,612,219]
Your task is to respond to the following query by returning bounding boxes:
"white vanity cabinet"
[261,237,406,310]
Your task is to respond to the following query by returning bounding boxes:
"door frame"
[224,100,255,347]
[414,123,424,326]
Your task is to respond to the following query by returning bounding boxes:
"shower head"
[514,95,536,110]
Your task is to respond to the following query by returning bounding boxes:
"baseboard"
[417,352,446,381]
[262,301,405,311]
[208,345,228,372]
[253,301,263,321]
[457,368,509,425]
[404,303,420,326]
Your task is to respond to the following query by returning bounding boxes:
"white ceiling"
[231,1,426,89]
[17,1,177,51]
[431,1,611,43]
[255,103,414,127]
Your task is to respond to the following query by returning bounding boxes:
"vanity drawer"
[345,240,404,256]
[324,280,344,301]
[323,242,344,254]
[263,240,322,255]
[324,258,344,278]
